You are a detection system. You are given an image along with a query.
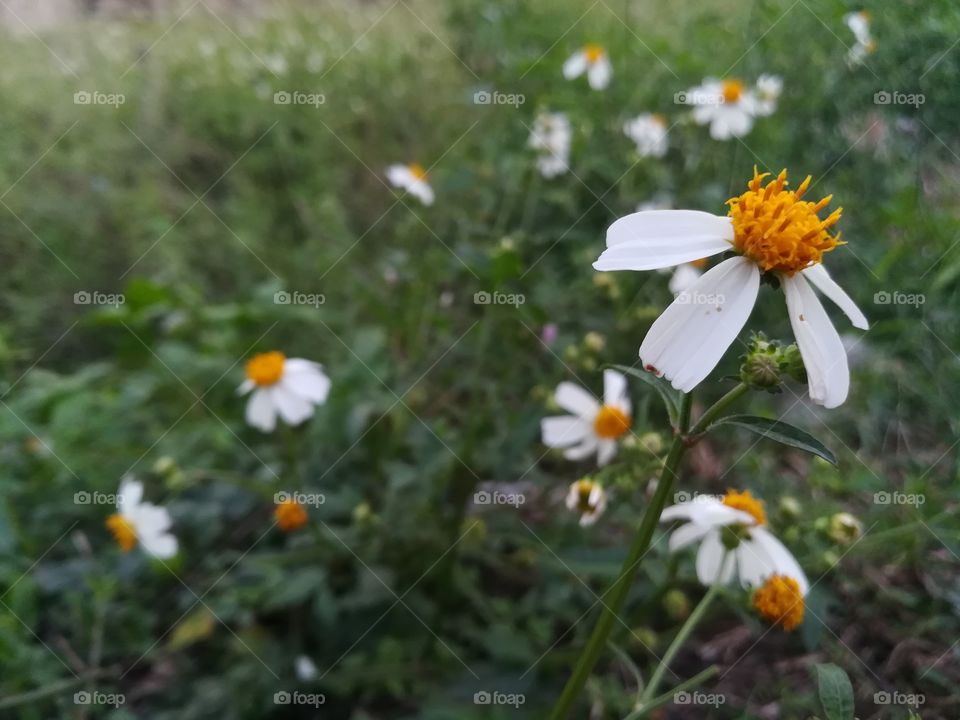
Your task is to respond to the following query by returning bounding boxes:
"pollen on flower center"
[727,167,843,275]
[583,44,605,63]
[246,351,286,386]
[722,489,767,525]
[722,79,744,103]
[753,574,805,631]
[275,499,308,532]
[107,513,137,552]
[594,405,630,439]
[575,480,598,512]
[408,163,428,180]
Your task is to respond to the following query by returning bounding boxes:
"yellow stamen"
[583,44,605,63]
[407,163,428,181]
[574,479,599,513]
[753,574,805,631]
[107,513,137,552]
[593,405,630,439]
[245,351,286,386]
[722,489,766,525]
[275,499,308,532]
[722,79,744,103]
[727,167,844,275]
[689,258,708,269]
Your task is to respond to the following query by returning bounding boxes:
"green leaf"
[814,663,855,720]
[611,364,683,428]
[708,415,837,465]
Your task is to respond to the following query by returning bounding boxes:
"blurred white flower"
[106,477,178,559]
[386,164,435,206]
[529,111,572,178]
[264,52,288,75]
[295,655,318,681]
[844,11,876,66]
[563,44,612,90]
[686,77,758,140]
[623,113,669,157]
[565,479,608,526]
[636,196,672,212]
[239,352,331,432]
[594,168,868,407]
[667,261,705,295]
[541,369,631,466]
[753,74,783,117]
[660,490,808,594]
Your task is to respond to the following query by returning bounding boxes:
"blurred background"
[0,0,958,718]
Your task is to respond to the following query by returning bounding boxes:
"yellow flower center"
[245,351,286,386]
[722,489,766,525]
[753,574,805,631]
[407,163,428,181]
[575,479,599,513]
[722,79,744,103]
[106,513,137,552]
[275,499,308,532]
[727,167,843,275]
[584,44,605,63]
[650,113,667,127]
[594,405,630,439]
[689,257,708,269]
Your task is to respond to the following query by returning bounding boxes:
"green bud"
[779,496,802,519]
[739,333,783,390]
[629,626,659,651]
[638,432,664,455]
[583,331,606,353]
[827,512,863,545]
[663,589,690,620]
[721,523,749,550]
[780,343,807,383]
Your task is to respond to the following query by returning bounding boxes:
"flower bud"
[663,589,690,620]
[629,626,659,651]
[778,496,802,520]
[583,331,606,353]
[827,512,863,545]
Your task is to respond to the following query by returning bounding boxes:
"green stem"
[548,393,693,720]
[623,666,720,720]
[688,383,749,436]
[639,555,728,702]
[0,671,110,710]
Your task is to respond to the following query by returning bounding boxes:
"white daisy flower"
[661,489,808,595]
[541,369,631,466]
[685,77,758,140]
[529,112,572,178]
[843,12,876,66]
[593,168,869,408]
[565,479,608,526]
[623,113,669,158]
[386,163,434,206]
[753,74,783,117]
[563,44,612,90]
[239,351,331,432]
[667,260,706,295]
[106,476,178,559]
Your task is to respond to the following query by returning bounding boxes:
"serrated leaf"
[814,663,854,720]
[708,415,837,465]
[611,364,682,428]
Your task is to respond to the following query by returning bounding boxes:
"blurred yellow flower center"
[594,405,630,439]
[575,480,598,513]
[651,113,667,127]
[753,574,805,630]
[246,351,285,386]
[408,163,428,180]
[727,167,843,275]
[722,79,744,103]
[584,44,605,63]
[722,489,766,525]
[106,514,137,552]
[689,257,708,269]
[275,499,308,532]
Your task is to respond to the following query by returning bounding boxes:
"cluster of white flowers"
[682,75,782,140]
[528,112,573,178]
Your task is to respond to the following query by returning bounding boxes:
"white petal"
[541,415,590,448]
[783,273,849,408]
[117,476,143,511]
[563,435,598,461]
[602,369,628,407]
[587,57,611,90]
[562,51,588,79]
[282,363,331,404]
[801,264,869,330]
[639,256,760,393]
[750,527,810,595]
[409,179,435,206]
[596,439,617,467]
[595,210,733,271]
[554,381,599,419]
[668,264,702,295]
[270,385,315,426]
[386,165,411,189]
[695,530,733,585]
[668,522,710,552]
[237,378,255,395]
[142,532,178,559]
[245,388,277,432]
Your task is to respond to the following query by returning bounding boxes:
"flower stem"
[688,382,749,436]
[547,393,693,720]
[622,666,720,720]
